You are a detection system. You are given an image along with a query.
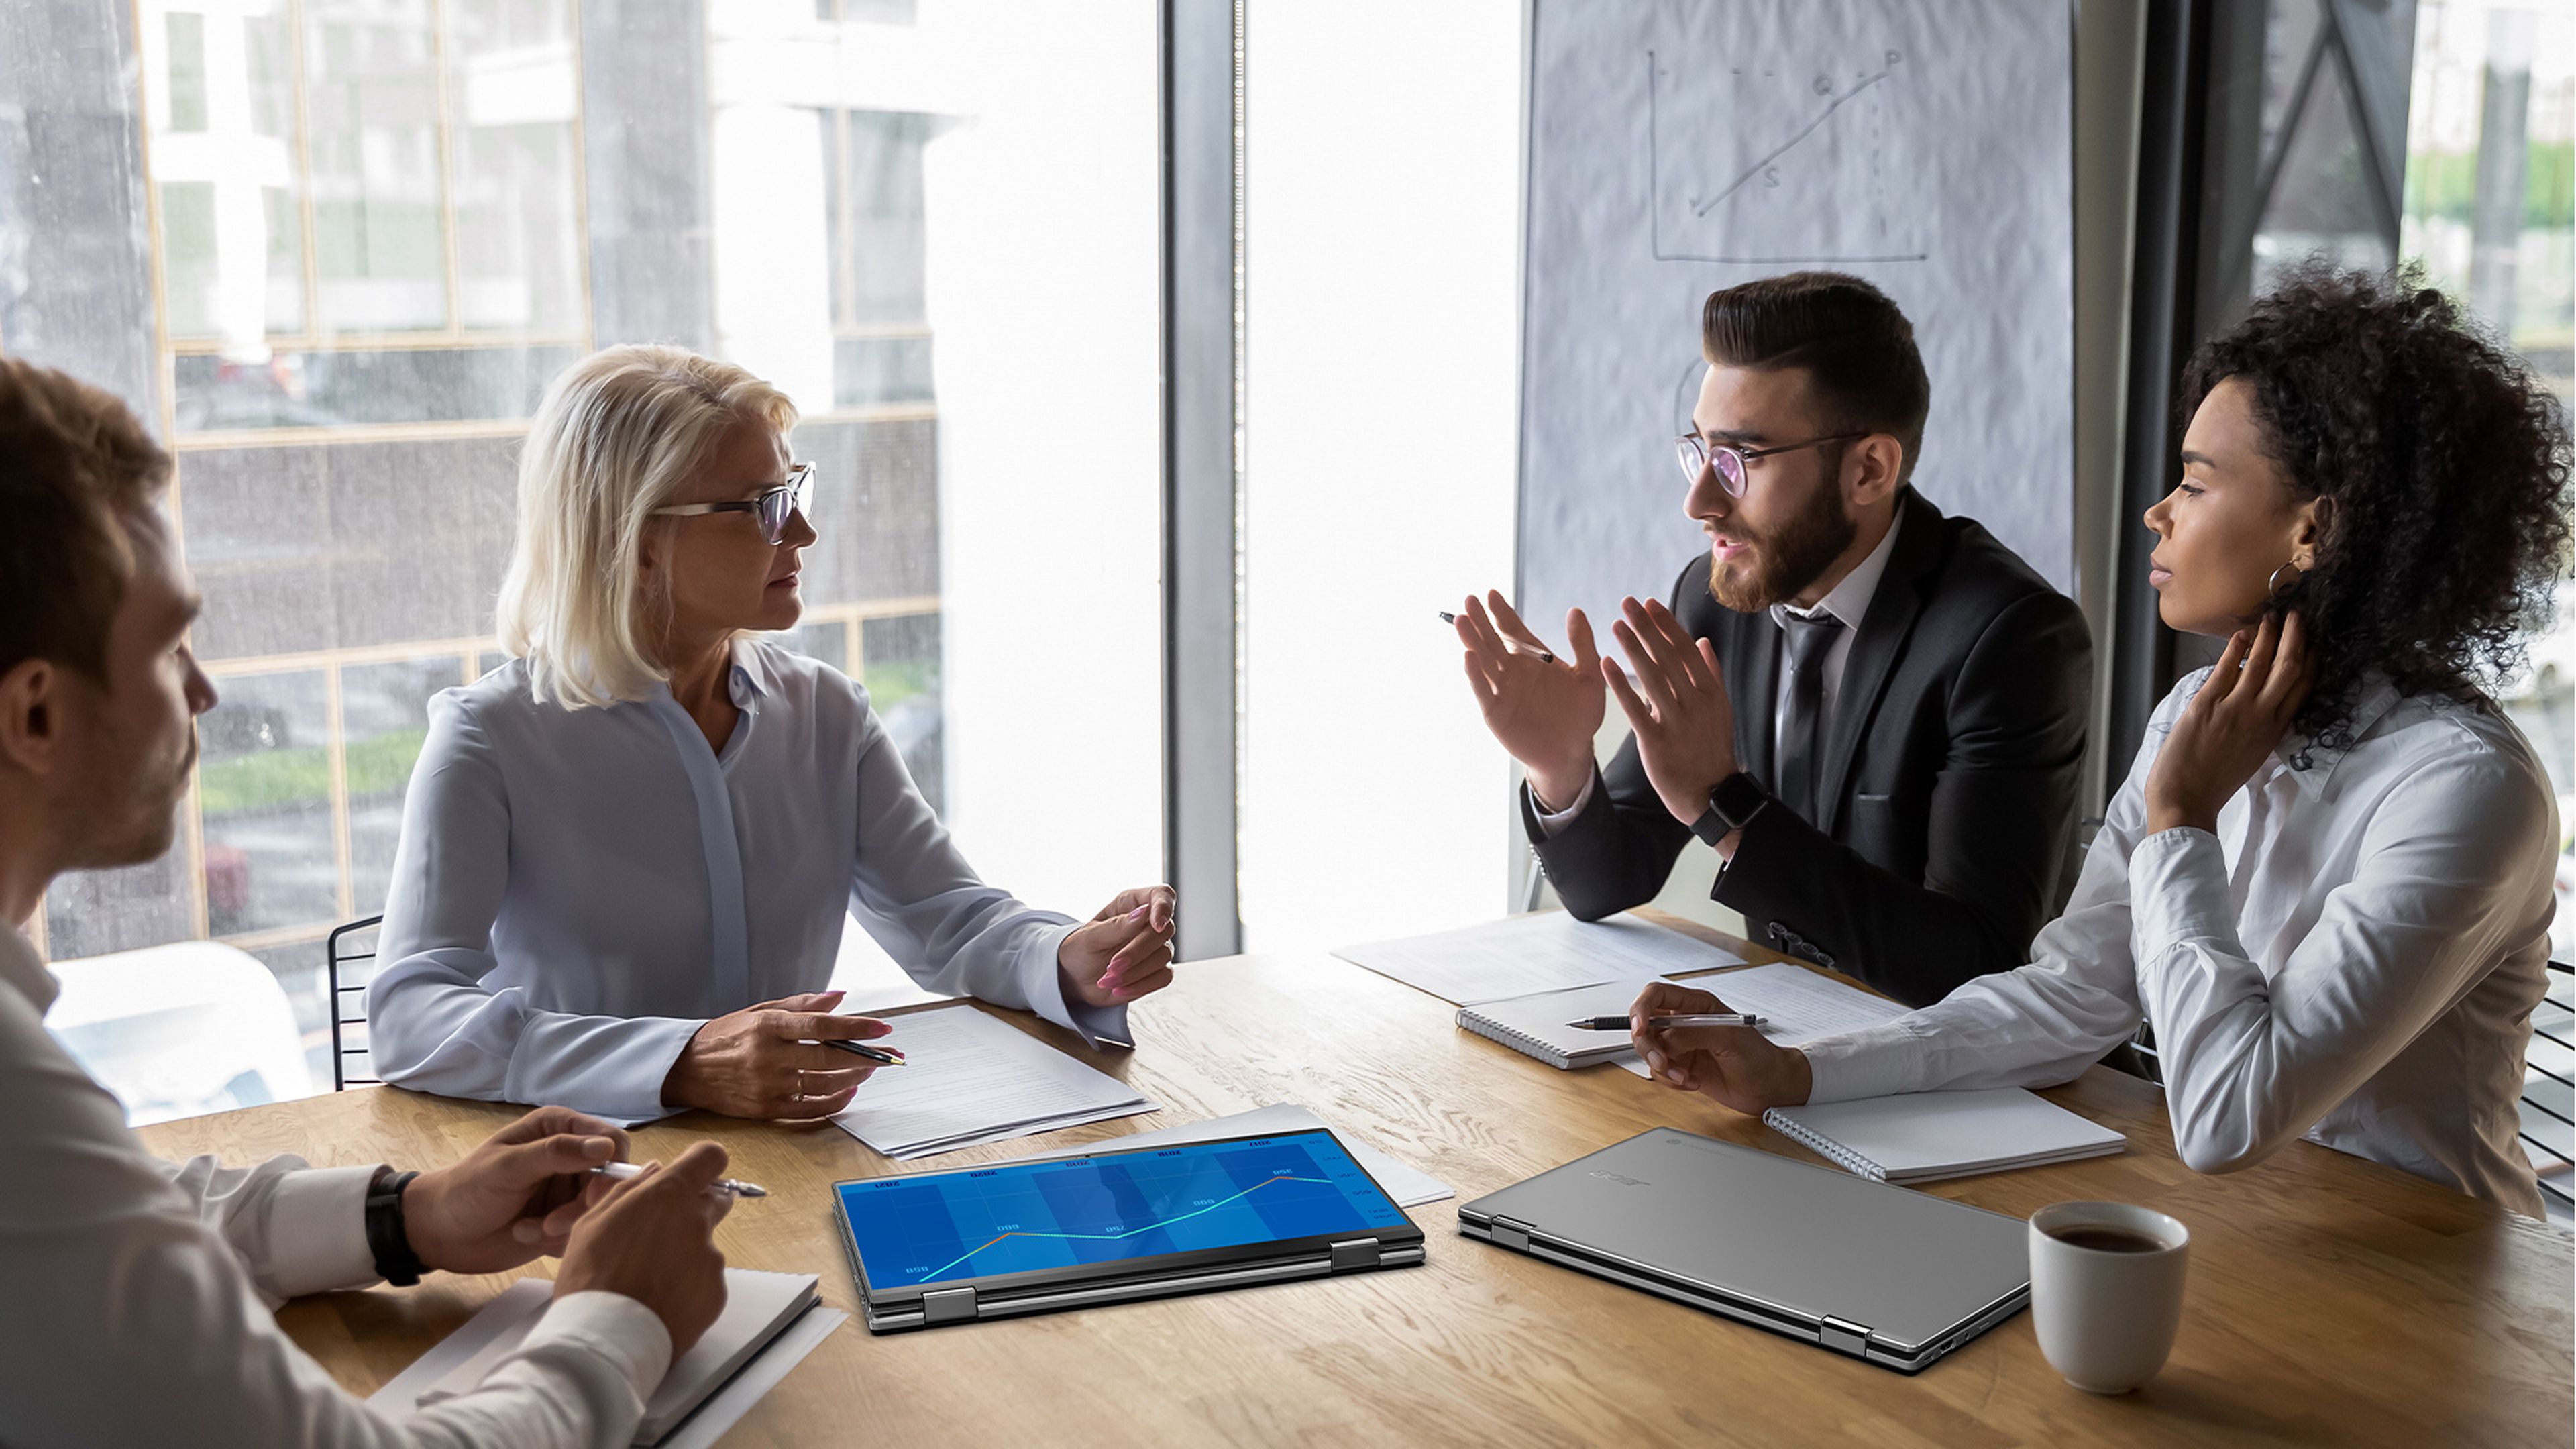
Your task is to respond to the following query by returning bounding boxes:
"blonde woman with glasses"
[368,345,1177,1122]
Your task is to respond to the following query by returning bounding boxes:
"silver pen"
[1566,1014,1763,1030]
[589,1159,769,1198]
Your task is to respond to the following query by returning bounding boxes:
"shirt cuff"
[2127,827,2237,964]
[264,1163,386,1298]
[1018,920,1133,1049]
[1795,1020,1932,1104]
[1525,775,1595,839]
[522,1291,675,1402]
[530,1016,708,1128]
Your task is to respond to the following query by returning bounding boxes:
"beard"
[60,712,195,872]
[1707,470,1858,612]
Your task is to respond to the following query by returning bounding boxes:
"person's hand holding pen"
[659,990,896,1120]
[1627,980,1812,1114]
[399,1106,637,1273]
[1451,590,1605,814]
[555,1141,736,1356]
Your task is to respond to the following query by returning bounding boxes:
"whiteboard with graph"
[1518,0,2076,637]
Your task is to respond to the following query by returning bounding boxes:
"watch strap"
[365,1168,427,1287]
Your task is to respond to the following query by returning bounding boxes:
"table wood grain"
[140,917,2575,1448]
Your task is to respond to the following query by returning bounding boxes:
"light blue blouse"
[368,640,1123,1122]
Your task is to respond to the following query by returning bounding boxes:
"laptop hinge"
[1491,1216,1535,1252]
[1819,1315,1873,1356]
[1328,1236,1382,1271]
[921,1287,979,1325]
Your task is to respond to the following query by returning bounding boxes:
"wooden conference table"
[141,915,2574,1448]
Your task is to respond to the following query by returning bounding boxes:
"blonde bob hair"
[497,345,798,708]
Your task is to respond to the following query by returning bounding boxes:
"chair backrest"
[325,916,385,1091]
[2520,960,2573,1209]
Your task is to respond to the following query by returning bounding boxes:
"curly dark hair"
[2178,263,2573,745]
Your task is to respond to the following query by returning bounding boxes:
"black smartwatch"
[365,1167,427,1287]
[1693,771,1770,846]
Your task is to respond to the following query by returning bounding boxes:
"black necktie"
[1776,611,1845,825]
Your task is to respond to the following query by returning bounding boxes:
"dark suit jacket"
[1529,487,2092,1006]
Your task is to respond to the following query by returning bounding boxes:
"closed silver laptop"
[1459,1128,2029,1372]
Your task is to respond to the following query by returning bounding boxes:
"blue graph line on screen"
[1644,44,1931,266]
[912,1173,1336,1284]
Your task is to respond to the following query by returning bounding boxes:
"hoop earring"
[2267,560,2306,599]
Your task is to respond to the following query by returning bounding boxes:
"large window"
[2401,0,2574,968]
[5,0,1161,1118]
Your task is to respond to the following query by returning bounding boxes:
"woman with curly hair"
[1621,265,2573,1215]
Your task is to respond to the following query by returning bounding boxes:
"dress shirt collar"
[0,919,56,1016]
[1769,503,1904,632]
[727,635,775,705]
[2271,671,2408,799]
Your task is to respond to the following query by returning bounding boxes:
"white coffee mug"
[2027,1200,2190,1393]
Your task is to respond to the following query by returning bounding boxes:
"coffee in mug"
[2045,1225,2163,1254]
[2027,1201,2190,1394]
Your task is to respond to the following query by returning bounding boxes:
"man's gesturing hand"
[1455,591,1604,812]
[553,1140,735,1356]
[660,991,893,1119]
[402,1106,632,1274]
[1603,596,1741,834]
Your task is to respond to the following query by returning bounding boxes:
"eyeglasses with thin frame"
[1674,431,1868,498]
[651,462,815,545]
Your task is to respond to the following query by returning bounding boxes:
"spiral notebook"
[1454,979,1662,1069]
[1761,1087,2126,1185]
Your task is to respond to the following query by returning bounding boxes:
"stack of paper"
[830,1004,1156,1159]
[1332,911,1748,1006]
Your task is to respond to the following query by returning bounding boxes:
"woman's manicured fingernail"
[583,1136,614,1158]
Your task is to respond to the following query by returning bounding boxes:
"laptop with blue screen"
[835,1128,1427,1331]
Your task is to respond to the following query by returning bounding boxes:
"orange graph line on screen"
[914,1174,1332,1283]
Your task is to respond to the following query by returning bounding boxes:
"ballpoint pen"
[1566,1014,1764,1030]
[589,1159,770,1198]
[820,1038,906,1067]
[1438,610,1558,664]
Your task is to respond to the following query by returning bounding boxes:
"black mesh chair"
[325,916,385,1091]
[2520,960,2573,1214]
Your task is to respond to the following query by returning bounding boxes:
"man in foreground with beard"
[1455,272,2091,1006]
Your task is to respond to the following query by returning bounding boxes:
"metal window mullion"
[432,0,462,336]
[287,0,320,339]
[325,660,355,920]
[565,0,597,352]
[1162,0,1241,961]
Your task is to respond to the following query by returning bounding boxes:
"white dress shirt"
[370,641,1124,1123]
[1535,508,1904,829]
[0,922,672,1448]
[1798,668,2559,1216]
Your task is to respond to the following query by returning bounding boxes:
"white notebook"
[416,1268,820,1445]
[1762,1087,2127,1184]
[1455,979,1660,1069]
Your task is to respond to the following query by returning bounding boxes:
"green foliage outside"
[2405,142,2576,228]
[863,659,936,710]
[198,726,429,817]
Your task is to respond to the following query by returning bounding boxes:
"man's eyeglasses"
[652,462,815,545]
[1674,431,1868,498]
